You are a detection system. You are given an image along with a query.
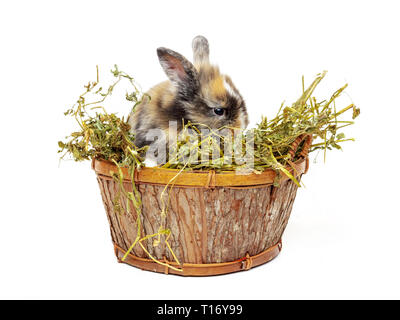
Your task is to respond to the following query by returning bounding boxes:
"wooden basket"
[93,134,312,276]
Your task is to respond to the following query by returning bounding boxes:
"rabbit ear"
[157,47,199,99]
[192,35,210,65]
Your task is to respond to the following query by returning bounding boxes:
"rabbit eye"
[214,108,224,116]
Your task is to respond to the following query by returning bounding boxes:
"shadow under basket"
[93,134,312,276]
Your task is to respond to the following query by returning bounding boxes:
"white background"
[1,0,399,299]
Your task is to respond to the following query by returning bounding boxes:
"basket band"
[93,158,308,189]
[113,240,282,276]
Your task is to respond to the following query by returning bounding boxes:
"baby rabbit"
[128,36,248,163]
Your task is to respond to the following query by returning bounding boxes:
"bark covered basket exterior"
[93,134,312,276]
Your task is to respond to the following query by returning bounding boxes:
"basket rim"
[93,157,308,188]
